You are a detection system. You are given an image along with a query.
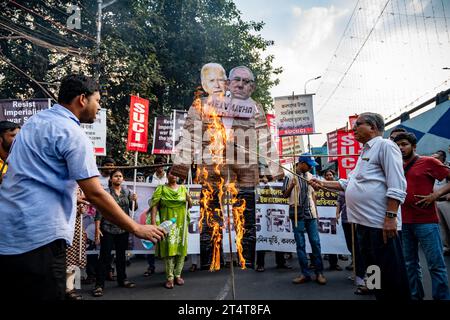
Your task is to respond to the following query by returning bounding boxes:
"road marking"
[216,276,231,300]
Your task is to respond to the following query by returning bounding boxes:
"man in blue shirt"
[0,74,165,300]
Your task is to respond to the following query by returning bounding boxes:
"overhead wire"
[0,21,85,58]
[7,0,96,42]
[0,52,57,102]
[317,0,391,116]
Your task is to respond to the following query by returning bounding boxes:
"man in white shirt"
[146,156,168,185]
[99,157,116,188]
[310,112,410,300]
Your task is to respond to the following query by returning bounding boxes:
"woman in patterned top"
[92,169,138,297]
[65,188,88,300]
[149,171,192,289]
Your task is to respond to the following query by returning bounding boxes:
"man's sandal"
[120,280,136,288]
[92,287,103,297]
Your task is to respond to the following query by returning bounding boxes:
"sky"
[234,0,450,147]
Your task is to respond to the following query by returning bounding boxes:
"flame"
[198,94,247,271]
[227,182,247,269]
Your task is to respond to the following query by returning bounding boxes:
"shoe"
[189,264,197,272]
[164,280,174,289]
[91,286,103,297]
[276,264,293,269]
[119,280,136,288]
[256,265,265,272]
[316,273,327,285]
[175,277,185,286]
[329,265,343,271]
[65,289,82,300]
[339,254,349,261]
[354,285,372,295]
[245,262,255,269]
[143,266,155,277]
[292,275,312,284]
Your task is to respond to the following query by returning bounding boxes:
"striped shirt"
[283,171,317,219]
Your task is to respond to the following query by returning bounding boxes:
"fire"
[198,95,247,271]
[227,182,246,269]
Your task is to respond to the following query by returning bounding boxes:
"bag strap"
[404,155,419,175]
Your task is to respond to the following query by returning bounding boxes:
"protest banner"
[203,96,256,118]
[326,126,346,162]
[81,108,107,156]
[85,183,202,254]
[126,95,149,152]
[222,183,351,255]
[348,114,358,130]
[172,110,187,153]
[0,98,50,124]
[274,94,315,136]
[337,130,362,179]
[152,116,173,154]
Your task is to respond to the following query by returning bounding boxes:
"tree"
[0,0,282,168]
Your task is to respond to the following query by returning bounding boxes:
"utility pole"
[303,75,321,153]
[95,0,117,81]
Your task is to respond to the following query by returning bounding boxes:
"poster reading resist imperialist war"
[0,99,50,124]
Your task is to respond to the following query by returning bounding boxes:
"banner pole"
[351,223,356,282]
[226,166,236,300]
[182,168,192,247]
[131,150,138,220]
[291,91,298,227]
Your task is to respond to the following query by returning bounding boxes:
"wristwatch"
[385,211,397,218]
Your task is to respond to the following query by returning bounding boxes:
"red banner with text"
[126,95,150,152]
[337,130,362,179]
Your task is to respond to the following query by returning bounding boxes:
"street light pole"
[304,75,322,94]
[96,0,117,81]
[303,76,321,154]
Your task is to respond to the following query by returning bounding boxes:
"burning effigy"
[172,63,283,271]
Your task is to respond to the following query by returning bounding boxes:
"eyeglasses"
[353,121,368,127]
[230,77,254,85]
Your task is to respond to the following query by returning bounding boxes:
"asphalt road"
[79,251,450,300]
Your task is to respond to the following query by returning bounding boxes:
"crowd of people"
[0,72,449,301]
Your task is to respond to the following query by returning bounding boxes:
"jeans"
[402,223,450,300]
[291,214,323,277]
[356,224,411,300]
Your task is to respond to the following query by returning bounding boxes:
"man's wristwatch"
[385,211,397,218]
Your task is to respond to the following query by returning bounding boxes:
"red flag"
[337,130,362,179]
[348,114,358,130]
[126,95,149,152]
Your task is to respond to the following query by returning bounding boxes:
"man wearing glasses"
[310,112,411,300]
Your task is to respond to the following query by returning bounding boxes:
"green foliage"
[0,0,282,167]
